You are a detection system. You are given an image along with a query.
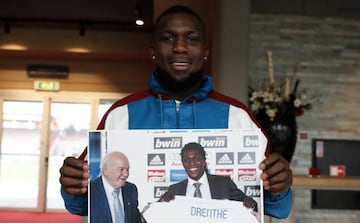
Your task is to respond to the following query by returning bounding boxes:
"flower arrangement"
[249,51,312,122]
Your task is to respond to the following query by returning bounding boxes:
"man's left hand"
[259,152,293,193]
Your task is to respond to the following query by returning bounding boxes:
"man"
[90,151,143,223]
[159,142,258,211]
[59,5,293,219]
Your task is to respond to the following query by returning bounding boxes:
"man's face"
[103,154,129,188]
[152,13,208,84]
[182,149,206,181]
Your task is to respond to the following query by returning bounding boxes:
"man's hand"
[243,197,258,211]
[158,191,175,202]
[259,152,293,193]
[59,157,89,195]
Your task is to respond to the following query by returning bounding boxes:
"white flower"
[293,98,302,107]
[249,54,312,120]
[251,100,261,112]
[265,107,277,121]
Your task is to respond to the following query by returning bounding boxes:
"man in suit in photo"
[90,151,144,223]
[159,142,258,210]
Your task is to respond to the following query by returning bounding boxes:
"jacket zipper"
[175,101,180,128]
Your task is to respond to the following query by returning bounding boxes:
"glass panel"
[46,102,91,209]
[98,99,117,121]
[0,101,43,208]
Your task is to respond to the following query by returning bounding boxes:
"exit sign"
[34,81,60,91]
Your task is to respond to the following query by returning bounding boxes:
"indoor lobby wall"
[0,28,154,93]
[249,14,360,223]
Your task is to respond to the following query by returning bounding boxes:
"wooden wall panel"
[0,55,153,93]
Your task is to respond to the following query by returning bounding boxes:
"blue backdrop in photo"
[89,131,102,181]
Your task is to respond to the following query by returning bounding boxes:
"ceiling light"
[65,47,90,53]
[135,3,144,26]
[0,44,27,50]
[136,19,144,26]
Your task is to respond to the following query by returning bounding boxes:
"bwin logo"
[154,137,182,149]
[244,185,261,197]
[243,135,259,147]
[154,187,168,198]
[198,136,227,148]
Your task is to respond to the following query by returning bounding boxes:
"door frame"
[0,89,126,211]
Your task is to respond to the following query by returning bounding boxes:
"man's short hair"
[180,142,206,160]
[154,5,205,33]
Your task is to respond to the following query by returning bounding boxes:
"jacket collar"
[149,71,213,102]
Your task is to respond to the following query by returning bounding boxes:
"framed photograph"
[88,129,266,223]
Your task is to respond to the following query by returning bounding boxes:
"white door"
[0,90,121,211]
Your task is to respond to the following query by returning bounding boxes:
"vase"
[256,112,297,162]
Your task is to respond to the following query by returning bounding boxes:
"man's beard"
[155,66,203,94]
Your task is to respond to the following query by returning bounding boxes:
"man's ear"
[149,47,155,60]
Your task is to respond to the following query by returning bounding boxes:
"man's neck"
[188,172,207,183]
[155,67,203,100]
[171,80,202,100]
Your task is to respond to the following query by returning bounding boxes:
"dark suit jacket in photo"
[167,174,249,201]
[90,177,143,223]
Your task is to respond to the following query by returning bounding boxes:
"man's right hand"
[158,191,175,202]
[59,157,89,195]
